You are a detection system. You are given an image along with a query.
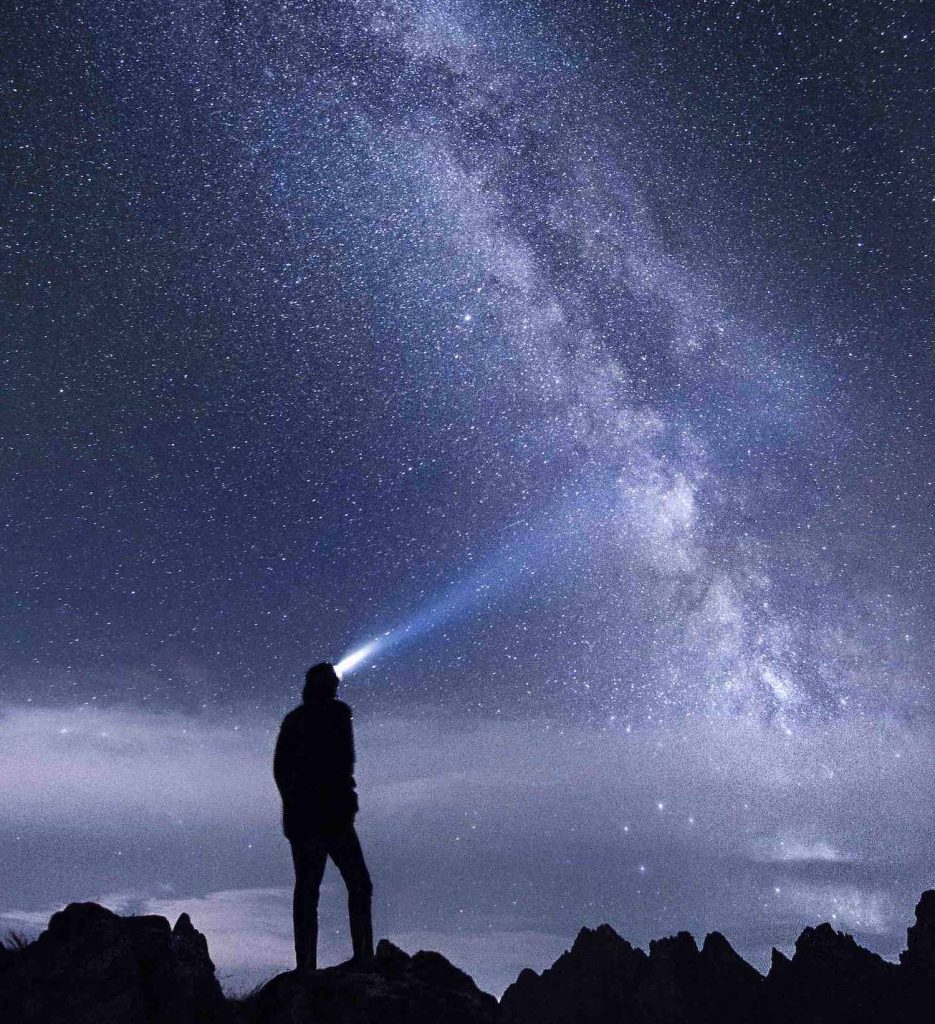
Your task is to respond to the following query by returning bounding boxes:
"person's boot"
[295,911,318,972]
[296,949,317,973]
[348,893,374,967]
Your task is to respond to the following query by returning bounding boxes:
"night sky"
[2,0,932,997]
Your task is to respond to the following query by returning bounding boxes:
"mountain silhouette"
[0,891,931,1023]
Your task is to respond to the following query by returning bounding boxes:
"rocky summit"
[501,891,935,1024]
[235,939,500,1024]
[0,901,230,1024]
[0,891,932,1023]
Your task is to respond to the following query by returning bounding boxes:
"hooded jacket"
[273,697,359,838]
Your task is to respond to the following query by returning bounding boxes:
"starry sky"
[2,0,932,997]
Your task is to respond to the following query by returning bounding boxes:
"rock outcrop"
[1,890,931,1023]
[500,923,761,1024]
[760,921,900,1023]
[236,938,500,1024]
[901,889,935,982]
[0,901,232,1024]
[502,892,934,1024]
[500,923,647,1024]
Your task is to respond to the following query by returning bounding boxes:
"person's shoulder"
[279,705,305,729]
[332,699,353,719]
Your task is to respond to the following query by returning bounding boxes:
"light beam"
[334,639,382,678]
[332,482,615,678]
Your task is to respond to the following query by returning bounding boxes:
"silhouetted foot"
[326,954,377,974]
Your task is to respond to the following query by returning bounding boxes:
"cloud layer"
[1,703,930,994]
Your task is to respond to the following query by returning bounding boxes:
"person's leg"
[328,826,374,961]
[290,834,328,970]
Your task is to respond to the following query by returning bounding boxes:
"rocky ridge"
[0,890,931,1023]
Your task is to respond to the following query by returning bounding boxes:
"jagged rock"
[768,946,792,979]
[373,937,411,973]
[630,931,701,1023]
[700,930,761,988]
[2,891,933,1023]
[763,921,901,1024]
[696,931,763,1020]
[897,889,935,1018]
[237,937,500,1024]
[0,901,232,1024]
[500,923,647,1023]
[901,889,935,981]
[502,922,763,1024]
[633,928,763,1024]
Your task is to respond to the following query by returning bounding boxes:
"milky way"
[2,0,931,996]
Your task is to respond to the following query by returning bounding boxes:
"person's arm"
[273,718,294,796]
[334,702,356,778]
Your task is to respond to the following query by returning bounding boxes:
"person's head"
[303,662,339,702]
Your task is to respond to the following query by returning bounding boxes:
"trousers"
[288,825,373,970]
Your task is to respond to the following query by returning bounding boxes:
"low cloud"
[774,883,898,936]
[0,703,931,993]
[0,706,276,834]
[752,838,854,864]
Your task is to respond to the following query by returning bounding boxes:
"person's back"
[274,663,373,971]
[274,697,358,837]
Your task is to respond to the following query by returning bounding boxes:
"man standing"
[274,662,374,971]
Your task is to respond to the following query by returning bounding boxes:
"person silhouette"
[274,662,374,971]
